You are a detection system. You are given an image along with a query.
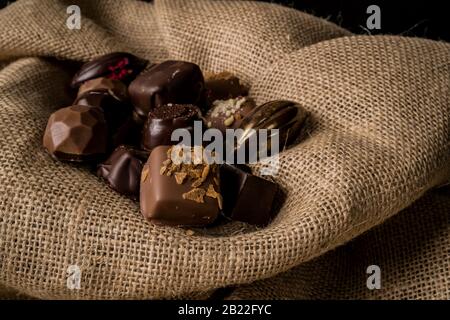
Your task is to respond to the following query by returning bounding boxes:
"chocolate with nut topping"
[204,97,255,134]
[140,146,221,226]
[204,71,249,106]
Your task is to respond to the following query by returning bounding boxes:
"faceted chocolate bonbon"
[43,105,108,162]
[140,146,221,226]
[128,60,205,119]
[97,145,149,199]
[220,164,278,226]
[71,52,148,87]
[141,104,201,151]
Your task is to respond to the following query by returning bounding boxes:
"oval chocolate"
[236,100,308,161]
[71,52,148,88]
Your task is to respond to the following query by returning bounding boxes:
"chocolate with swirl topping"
[236,100,309,162]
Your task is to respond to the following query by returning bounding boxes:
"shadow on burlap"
[0,0,448,299]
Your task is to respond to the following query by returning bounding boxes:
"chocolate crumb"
[206,184,218,198]
[182,188,206,203]
[201,165,210,181]
[191,179,203,188]
[224,115,234,127]
[141,167,149,183]
[174,172,187,184]
[189,169,202,180]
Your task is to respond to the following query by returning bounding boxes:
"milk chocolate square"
[140,146,221,226]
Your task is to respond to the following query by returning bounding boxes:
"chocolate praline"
[236,100,309,162]
[76,77,128,100]
[205,97,255,134]
[74,77,141,148]
[71,52,148,87]
[43,105,108,162]
[219,164,278,226]
[128,60,205,119]
[74,77,130,129]
[140,145,221,226]
[97,145,149,199]
[141,104,201,151]
[204,71,249,106]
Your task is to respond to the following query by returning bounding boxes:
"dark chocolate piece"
[236,100,308,162]
[74,77,131,134]
[113,116,143,148]
[71,52,148,87]
[141,104,201,151]
[205,97,255,133]
[77,77,128,100]
[220,164,278,226]
[43,105,108,162]
[97,146,149,199]
[140,146,221,226]
[204,71,249,106]
[128,60,205,119]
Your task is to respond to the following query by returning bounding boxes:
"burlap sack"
[0,0,448,299]
[226,188,450,300]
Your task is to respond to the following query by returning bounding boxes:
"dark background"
[0,0,448,42]
[262,0,449,41]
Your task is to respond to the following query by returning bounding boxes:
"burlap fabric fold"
[227,188,450,300]
[0,0,448,299]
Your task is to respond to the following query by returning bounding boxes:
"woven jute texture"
[0,0,449,299]
[227,188,450,300]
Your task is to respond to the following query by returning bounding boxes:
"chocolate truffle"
[140,146,221,226]
[205,97,255,133]
[141,104,201,151]
[97,145,149,199]
[220,164,278,226]
[43,105,108,162]
[236,100,309,161]
[71,52,148,87]
[128,60,205,119]
[204,71,249,105]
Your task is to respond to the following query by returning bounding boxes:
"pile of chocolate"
[43,52,308,227]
